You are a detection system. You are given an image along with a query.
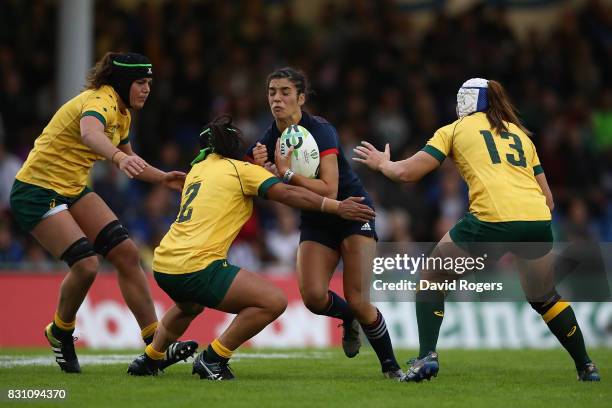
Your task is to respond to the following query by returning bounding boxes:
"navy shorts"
[300,214,378,251]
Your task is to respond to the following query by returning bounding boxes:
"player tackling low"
[127,115,375,380]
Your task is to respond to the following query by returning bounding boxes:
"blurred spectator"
[559,197,599,242]
[266,203,300,273]
[126,185,176,246]
[22,237,58,271]
[386,209,413,242]
[0,143,22,212]
[371,88,411,150]
[592,88,612,156]
[0,219,23,265]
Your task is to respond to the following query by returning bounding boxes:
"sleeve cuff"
[320,148,339,157]
[258,177,282,198]
[422,145,446,163]
[533,165,544,175]
[81,111,107,127]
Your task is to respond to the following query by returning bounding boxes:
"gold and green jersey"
[153,154,280,274]
[423,112,550,222]
[15,85,130,196]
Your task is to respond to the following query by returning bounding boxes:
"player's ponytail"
[197,115,245,161]
[486,80,532,137]
[85,52,116,90]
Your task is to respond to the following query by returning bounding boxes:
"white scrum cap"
[456,78,489,118]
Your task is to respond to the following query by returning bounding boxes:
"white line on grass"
[0,351,333,368]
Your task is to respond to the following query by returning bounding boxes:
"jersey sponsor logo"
[361,222,371,231]
[567,325,577,337]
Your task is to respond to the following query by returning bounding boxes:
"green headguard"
[191,127,214,166]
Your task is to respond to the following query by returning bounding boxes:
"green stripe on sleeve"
[533,165,544,175]
[119,136,130,145]
[258,177,282,198]
[81,111,107,127]
[421,145,446,163]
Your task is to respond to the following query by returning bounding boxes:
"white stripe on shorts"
[43,204,68,219]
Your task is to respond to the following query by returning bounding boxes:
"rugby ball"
[280,125,320,178]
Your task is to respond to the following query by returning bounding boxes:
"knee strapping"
[94,220,129,257]
[60,237,96,267]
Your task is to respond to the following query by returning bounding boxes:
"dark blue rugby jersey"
[247,111,370,222]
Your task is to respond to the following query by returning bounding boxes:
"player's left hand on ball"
[352,141,390,172]
[337,196,376,222]
[162,171,187,191]
[274,139,294,175]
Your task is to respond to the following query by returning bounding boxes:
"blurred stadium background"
[0,0,611,350]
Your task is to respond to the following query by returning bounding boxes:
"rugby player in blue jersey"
[247,68,402,379]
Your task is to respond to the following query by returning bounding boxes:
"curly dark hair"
[200,115,245,160]
[84,52,119,89]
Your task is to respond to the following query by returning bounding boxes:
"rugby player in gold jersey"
[127,115,375,380]
[354,78,600,382]
[10,52,196,373]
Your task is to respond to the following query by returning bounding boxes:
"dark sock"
[204,344,229,364]
[318,290,353,323]
[51,322,74,341]
[361,309,399,371]
[143,335,153,345]
[544,303,591,369]
[416,290,445,359]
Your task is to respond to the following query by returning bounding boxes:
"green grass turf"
[0,348,609,408]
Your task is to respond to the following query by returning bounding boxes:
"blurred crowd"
[0,0,611,272]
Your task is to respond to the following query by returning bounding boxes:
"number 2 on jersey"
[480,130,526,167]
[177,181,201,223]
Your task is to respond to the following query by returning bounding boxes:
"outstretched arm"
[80,116,146,178]
[266,182,375,222]
[80,117,185,191]
[118,142,186,192]
[353,141,440,183]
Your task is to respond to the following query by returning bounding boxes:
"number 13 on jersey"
[480,130,527,168]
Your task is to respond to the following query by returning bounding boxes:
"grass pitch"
[0,348,609,407]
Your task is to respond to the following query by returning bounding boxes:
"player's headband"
[109,53,153,108]
[456,78,489,118]
[191,125,238,166]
